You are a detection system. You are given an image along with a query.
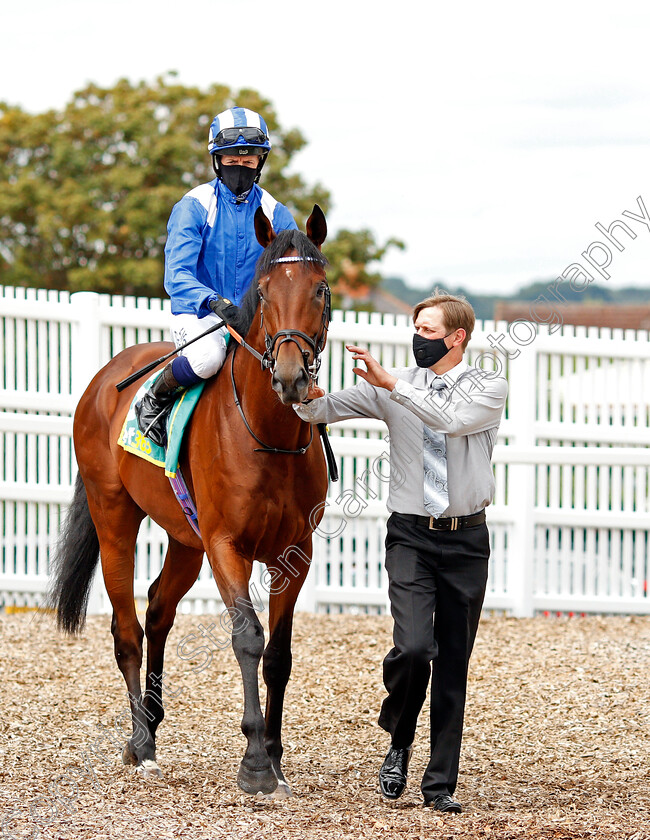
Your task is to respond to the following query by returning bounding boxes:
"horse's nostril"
[271,368,309,403]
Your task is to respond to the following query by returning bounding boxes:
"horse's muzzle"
[271,366,310,405]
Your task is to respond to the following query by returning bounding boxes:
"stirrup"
[136,395,174,447]
[142,406,171,446]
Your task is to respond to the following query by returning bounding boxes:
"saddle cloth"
[118,374,205,478]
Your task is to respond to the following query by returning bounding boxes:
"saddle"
[118,376,205,537]
[118,375,204,477]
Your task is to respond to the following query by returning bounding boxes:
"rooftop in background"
[494,302,650,331]
[335,281,413,316]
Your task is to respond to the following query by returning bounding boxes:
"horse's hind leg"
[85,491,154,771]
[140,536,204,771]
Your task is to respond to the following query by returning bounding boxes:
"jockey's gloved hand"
[209,296,240,324]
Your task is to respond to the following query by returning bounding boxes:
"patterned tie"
[423,378,449,518]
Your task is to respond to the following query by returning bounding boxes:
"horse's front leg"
[262,543,311,798]
[210,544,277,796]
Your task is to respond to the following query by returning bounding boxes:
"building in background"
[494,302,650,331]
[335,280,413,315]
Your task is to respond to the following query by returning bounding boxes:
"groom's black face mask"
[412,332,453,368]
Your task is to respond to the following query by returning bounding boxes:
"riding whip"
[115,317,226,392]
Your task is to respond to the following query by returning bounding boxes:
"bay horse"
[49,206,330,797]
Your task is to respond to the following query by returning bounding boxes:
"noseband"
[259,256,331,383]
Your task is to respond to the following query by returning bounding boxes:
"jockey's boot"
[135,363,184,448]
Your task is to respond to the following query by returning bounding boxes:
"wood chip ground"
[1,612,649,839]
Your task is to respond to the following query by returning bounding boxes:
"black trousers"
[377,512,489,799]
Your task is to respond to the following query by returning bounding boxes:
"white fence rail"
[1,285,649,617]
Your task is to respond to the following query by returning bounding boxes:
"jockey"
[136,106,298,446]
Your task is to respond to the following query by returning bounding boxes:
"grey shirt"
[294,360,508,518]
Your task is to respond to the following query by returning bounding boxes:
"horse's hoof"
[264,780,293,799]
[237,764,278,795]
[122,743,139,766]
[136,759,163,778]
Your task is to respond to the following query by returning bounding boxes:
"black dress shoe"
[424,793,462,813]
[378,744,412,800]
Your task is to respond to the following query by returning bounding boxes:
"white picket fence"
[1,285,649,617]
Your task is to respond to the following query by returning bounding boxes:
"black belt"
[396,510,486,531]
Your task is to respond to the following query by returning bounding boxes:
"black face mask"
[412,332,453,368]
[220,163,258,199]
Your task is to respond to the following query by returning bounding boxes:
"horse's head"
[253,205,329,405]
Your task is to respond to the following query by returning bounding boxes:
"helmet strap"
[254,154,267,184]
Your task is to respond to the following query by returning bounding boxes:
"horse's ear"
[254,206,276,248]
[306,204,327,249]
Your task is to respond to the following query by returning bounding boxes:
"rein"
[230,344,314,455]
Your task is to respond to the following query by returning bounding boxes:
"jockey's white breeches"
[170,313,229,379]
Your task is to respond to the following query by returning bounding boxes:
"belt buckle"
[429,516,455,530]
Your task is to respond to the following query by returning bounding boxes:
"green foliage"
[0,75,369,296]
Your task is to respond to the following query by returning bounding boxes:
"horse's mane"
[231,230,329,339]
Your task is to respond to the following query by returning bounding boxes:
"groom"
[294,292,507,812]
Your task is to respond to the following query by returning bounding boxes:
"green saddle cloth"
[118,374,205,477]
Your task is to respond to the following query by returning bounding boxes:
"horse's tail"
[47,472,100,634]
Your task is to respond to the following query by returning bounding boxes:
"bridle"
[258,256,331,385]
[229,255,331,455]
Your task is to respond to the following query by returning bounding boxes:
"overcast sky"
[3,0,649,294]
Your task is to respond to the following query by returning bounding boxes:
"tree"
[325,228,404,297]
[0,75,397,300]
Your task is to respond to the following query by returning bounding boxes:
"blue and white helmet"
[207,107,272,157]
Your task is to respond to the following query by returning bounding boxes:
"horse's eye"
[317,284,326,297]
